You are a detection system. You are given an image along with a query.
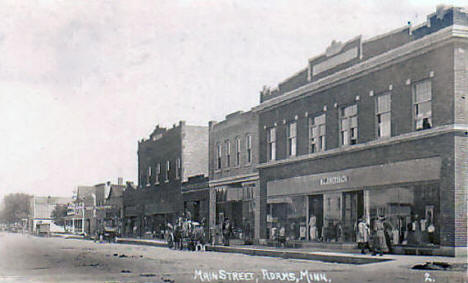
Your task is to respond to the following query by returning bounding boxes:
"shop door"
[308,195,323,241]
[342,191,364,242]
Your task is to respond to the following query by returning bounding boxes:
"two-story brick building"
[123,121,208,237]
[208,110,259,240]
[253,6,467,256]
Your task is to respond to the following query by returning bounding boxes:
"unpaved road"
[0,232,465,283]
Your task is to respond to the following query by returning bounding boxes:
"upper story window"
[309,113,326,153]
[287,122,297,157]
[376,93,391,138]
[340,104,358,146]
[245,134,252,164]
[267,127,276,161]
[414,80,432,130]
[216,143,222,170]
[155,163,161,184]
[235,137,241,167]
[225,140,231,168]
[147,166,152,185]
[176,158,181,179]
[165,160,170,182]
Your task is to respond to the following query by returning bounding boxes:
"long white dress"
[309,216,317,240]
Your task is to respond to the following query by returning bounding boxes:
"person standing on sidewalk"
[372,216,388,256]
[356,218,370,254]
[222,218,232,246]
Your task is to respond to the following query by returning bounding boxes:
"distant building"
[65,180,125,236]
[123,121,208,238]
[28,196,72,233]
[253,6,467,256]
[208,110,259,240]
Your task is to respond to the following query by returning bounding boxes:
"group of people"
[355,217,388,256]
[166,213,207,251]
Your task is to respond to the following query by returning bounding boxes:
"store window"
[287,122,297,157]
[340,104,358,146]
[414,80,432,130]
[309,114,326,153]
[245,134,252,164]
[376,93,391,138]
[267,127,276,161]
[368,184,439,246]
[267,196,306,241]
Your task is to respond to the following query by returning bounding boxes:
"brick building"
[253,6,467,256]
[208,110,259,240]
[123,121,208,237]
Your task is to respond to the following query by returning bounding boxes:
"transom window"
[414,80,432,130]
[287,122,297,157]
[340,104,358,146]
[267,127,276,161]
[376,93,391,138]
[309,114,326,153]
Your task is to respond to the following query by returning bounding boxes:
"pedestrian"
[278,224,286,247]
[222,218,232,246]
[356,218,370,254]
[372,216,388,256]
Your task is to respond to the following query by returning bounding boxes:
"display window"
[367,184,439,246]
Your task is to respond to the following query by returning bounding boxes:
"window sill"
[214,169,222,174]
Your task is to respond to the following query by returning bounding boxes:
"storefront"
[266,157,441,249]
[213,182,256,240]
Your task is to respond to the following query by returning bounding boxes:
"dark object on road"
[121,270,131,273]
[118,254,128,258]
[412,262,451,270]
[113,253,118,256]
[140,273,156,277]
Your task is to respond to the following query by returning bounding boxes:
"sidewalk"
[116,237,456,265]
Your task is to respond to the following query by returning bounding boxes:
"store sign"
[320,175,348,186]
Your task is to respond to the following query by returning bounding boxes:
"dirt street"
[0,232,465,283]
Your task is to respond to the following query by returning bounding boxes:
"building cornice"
[257,124,468,169]
[253,25,468,113]
[209,172,259,187]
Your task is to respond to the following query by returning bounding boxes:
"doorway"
[308,195,323,241]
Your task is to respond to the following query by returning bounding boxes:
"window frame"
[375,92,392,138]
[287,121,297,157]
[245,134,252,164]
[216,143,222,170]
[309,113,326,153]
[339,104,358,146]
[175,158,181,179]
[165,160,170,182]
[235,137,241,167]
[155,163,161,185]
[267,127,276,161]
[225,140,231,168]
[413,80,432,131]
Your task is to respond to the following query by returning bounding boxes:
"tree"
[51,204,68,226]
[0,193,32,224]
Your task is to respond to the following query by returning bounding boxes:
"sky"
[0,0,465,202]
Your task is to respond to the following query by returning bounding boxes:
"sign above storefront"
[320,175,348,186]
[267,157,441,197]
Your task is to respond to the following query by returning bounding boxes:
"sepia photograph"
[0,1,467,282]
